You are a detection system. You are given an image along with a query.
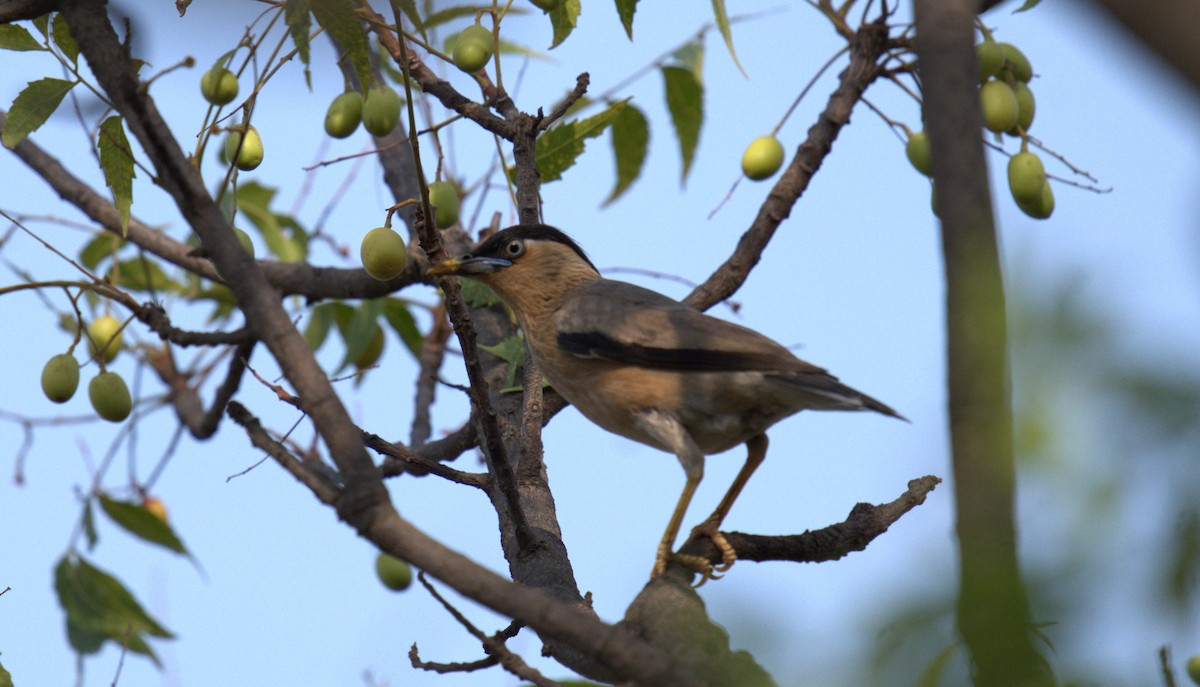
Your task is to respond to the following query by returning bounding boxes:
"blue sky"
[2,1,1199,686]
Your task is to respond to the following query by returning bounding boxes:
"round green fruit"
[741,135,785,181]
[975,41,1004,82]
[1007,151,1046,205]
[427,181,460,229]
[354,325,386,370]
[1015,179,1055,220]
[87,315,123,363]
[324,91,363,139]
[375,552,413,591]
[905,130,933,176]
[362,86,401,137]
[980,80,1019,133]
[453,24,494,73]
[1009,81,1036,133]
[224,126,264,171]
[999,42,1033,82]
[41,353,80,403]
[89,372,132,423]
[360,227,408,281]
[200,66,239,106]
[1186,655,1200,686]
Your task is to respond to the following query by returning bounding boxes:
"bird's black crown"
[471,224,597,272]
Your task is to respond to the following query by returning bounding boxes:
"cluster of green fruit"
[324,87,402,139]
[198,65,265,172]
[359,182,459,280]
[41,315,132,423]
[905,39,1054,220]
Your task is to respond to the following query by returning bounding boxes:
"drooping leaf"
[615,0,637,39]
[1013,0,1043,12]
[98,495,189,555]
[0,659,12,687]
[310,0,372,91]
[660,66,703,183]
[51,12,78,64]
[424,5,503,30]
[337,300,385,373]
[480,333,526,387]
[548,0,581,49]
[532,99,628,183]
[604,103,649,205]
[0,23,45,51]
[54,555,174,664]
[234,181,308,261]
[31,12,50,38]
[1,77,75,149]
[284,0,313,87]
[710,0,746,76]
[82,499,99,550]
[97,115,135,236]
[304,302,355,351]
[382,298,424,357]
[459,278,498,307]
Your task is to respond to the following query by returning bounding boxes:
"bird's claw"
[649,521,738,587]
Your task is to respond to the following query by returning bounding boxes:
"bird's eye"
[504,240,525,258]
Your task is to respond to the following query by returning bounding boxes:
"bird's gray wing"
[553,279,904,419]
[552,279,825,374]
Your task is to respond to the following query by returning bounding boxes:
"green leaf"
[672,39,704,81]
[0,659,12,687]
[533,99,628,184]
[710,0,746,76]
[459,278,498,307]
[32,13,50,38]
[0,23,45,51]
[382,298,423,357]
[548,0,581,49]
[1013,0,1043,12]
[1,77,75,149]
[284,0,312,87]
[391,0,426,41]
[337,300,384,372]
[604,103,648,205]
[424,6,500,30]
[480,333,526,387]
[82,499,99,550]
[311,0,372,92]
[98,495,189,555]
[110,259,178,293]
[51,13,78,64]
[234,181,309,261]
[661,66,703,183]
[304,301,354,351]
[54,555,174,664]
[80,233,125,271]
[98,116,135,236]
[615,0,637,39]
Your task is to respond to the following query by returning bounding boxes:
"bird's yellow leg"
[688,434,769,574]
[652,473,701,578]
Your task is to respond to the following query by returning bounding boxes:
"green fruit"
[998,42,1033,82]
[375,552,413,591]
[224,126,264,171]
[362,87,401,137]
[741,135,785,181]
[529,0,561,9]
[354,325,386,370]
[427,181,460,229]
[41,354,80,403]
[980,80,1019,133]
[89,372,132,423]
[87,315,123,363]
[1009,81,1036,133]
[905,130,933,176]
[324,91,363,139]
[452,25,494,73]
[975,41,1004,82]
[1186,656,1200,686]
[1015,179,1054,220]
[1007,151,1046,205]
[200,66,239,106]
[360,227,408,281]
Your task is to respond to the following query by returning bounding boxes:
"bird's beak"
[427,256,512,276]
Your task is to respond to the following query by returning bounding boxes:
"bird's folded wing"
[553,280,828,375]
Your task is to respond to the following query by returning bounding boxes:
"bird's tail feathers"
[771,373,908,421]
